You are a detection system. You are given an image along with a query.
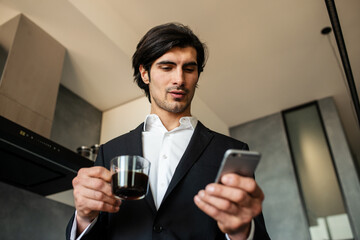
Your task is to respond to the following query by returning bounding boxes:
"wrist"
[76,212,98,235]
[227,222,251,240]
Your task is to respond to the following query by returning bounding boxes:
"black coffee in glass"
[110,155,150,200]
[112,171,149,200]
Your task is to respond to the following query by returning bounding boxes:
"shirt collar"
[143,114,198,132]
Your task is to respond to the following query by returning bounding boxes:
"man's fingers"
[76,196,120,216]
[194,194,252,233]
[78,167,112,182]
[204,184,252,206]
[73,167,114,197]
[74,176,113,197]
[221,174,264,199]
[195,174,265,236]
[73,166,121,220]
[204,182,264,217]
[75,185,120,207]
[197,190,243,214]
[194,194,226,220]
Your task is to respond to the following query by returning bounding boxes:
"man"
[67,23,270,240]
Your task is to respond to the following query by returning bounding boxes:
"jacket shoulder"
[102,123,144,148]
[95,123,144,168]
[198,121,249,150]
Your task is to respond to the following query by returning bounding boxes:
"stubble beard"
[153,94,192,114]
[151,85,194,114]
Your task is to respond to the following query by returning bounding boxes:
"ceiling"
[0,0,359,161]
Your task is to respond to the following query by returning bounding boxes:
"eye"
[160,65,173,71]
[184,67,196,73]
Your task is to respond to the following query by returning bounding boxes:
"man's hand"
[194,173,264,240]
[72,166,122,234]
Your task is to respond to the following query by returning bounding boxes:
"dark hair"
[132,22,208,102]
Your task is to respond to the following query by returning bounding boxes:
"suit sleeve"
[65,146,109,240]
[242,142,271,239]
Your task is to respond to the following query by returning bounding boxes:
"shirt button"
[153,225,163,233]
[162,155,167,159]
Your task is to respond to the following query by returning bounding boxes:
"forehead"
[154,47,197,63]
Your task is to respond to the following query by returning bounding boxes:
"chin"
[170,103,190,114]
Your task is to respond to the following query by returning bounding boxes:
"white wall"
[191,95,229,136]
[100,95,229,144]
[100,97,150,143]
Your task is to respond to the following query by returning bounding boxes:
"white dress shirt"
[142,114,197,209]
[71,114,254,240]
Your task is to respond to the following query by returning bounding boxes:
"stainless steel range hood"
[0,116,93,196]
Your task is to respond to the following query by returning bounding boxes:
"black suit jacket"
[66,121,270,240]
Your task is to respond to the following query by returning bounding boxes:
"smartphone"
[215,149,261,183]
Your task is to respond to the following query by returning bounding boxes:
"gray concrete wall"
[50,84,102,152]
[319,97,360,237]
[0,181,74,240]
[230,113,311,240]
[230,97,360,239]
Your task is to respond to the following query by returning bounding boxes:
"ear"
[139,65,149,84]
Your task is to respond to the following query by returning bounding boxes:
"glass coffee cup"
[110,155,151,200]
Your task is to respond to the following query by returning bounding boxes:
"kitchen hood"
[0,116,93,196]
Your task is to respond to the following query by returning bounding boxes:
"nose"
[172,68,185,86]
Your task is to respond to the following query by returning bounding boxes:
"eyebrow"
[183,62,198,68]
[156,61,198,67]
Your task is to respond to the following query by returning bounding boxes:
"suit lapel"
[124,123,143,155]
[162,122,214,203]
[126,123,157,213]
[131,121,214,212]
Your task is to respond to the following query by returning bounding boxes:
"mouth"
[167,87,189,99]
[169,90,186,99]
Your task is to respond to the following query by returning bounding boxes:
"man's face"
[141,47,199,116]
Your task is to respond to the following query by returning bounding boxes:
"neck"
[150,108,191,131]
